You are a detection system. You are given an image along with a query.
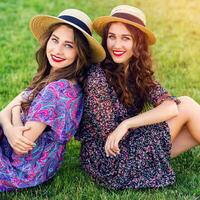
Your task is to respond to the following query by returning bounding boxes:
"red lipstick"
[51,55,65,62]
[113,50,126,57]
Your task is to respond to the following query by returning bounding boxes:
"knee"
[178,96,196,106]
[178,96,198,114]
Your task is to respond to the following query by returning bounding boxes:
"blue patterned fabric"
[0,79,83,191]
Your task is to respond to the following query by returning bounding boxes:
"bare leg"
[165,96,200,157]
[170,126,198,158]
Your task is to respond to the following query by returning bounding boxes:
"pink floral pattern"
[76,65,180,190]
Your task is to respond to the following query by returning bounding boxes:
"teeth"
[113,51,124,55]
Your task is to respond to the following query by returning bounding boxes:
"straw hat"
[30,9,106,63]
[93,5,156,45]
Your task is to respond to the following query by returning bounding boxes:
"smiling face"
[46,25,78,71]
[106,22,134,67]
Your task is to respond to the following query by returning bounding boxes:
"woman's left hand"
[105,122,128,157]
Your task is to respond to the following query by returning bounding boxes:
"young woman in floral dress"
[76,5,200,190]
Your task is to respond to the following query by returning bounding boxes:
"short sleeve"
[25,80,83,142]
[75,66,117,141]
[147,81,181,107]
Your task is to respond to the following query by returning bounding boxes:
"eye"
[108,35,115,40]
[122,37,131,41]
[65,43,73,48]
[51,37,58,43]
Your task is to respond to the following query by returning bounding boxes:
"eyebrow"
[52,34,74,44]
[108,32,132,37]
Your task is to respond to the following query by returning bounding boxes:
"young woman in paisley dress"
[75,5,200,190]
[0,9,105,191]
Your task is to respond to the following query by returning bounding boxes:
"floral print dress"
[76,65,180,190]
[0,79,83,191]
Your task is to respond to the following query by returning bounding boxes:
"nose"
[113,39,122,49]
[54,43,63,55]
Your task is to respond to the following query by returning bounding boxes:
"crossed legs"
[166,96,200,158]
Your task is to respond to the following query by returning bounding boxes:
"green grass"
[0,0,200,199]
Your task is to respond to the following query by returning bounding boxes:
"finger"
[14,150,29,155]
[17,140,34,150]
[110,139,115,151]
[19,127,36,146]
[113,140,120,154]
[105,139,114,157]
[108,148,116,157]
[107,139,117,157]
[13,147,29,155]
[109,138,119,155]
[14,142,31,152]
[111,141,119,154]
[18,126,31,131]
[104,140,109,157]
[19,136,35,147]
[12,138,33,151]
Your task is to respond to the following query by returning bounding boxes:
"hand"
[4,125,36,155]
[105,122,128,157]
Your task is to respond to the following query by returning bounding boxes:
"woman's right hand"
[4,125,36,155]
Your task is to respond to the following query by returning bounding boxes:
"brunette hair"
[101,22,156,111]
[22,23,90,112]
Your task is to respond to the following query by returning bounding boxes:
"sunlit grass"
[0,0,200,199]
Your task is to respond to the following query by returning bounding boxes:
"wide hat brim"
[30,15,106,63]
[93,16,156,45]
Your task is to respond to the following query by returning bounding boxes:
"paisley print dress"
[0,79,83,191]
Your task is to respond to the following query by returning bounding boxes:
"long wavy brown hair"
[101,22,156,111]
[22,23,90,113]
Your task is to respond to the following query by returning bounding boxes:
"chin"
[112,58,124,64]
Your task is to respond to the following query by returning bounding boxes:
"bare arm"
[123,100,178,129]
[22,121,47,143]
[105,100,179,157]
[0,92,23,130]
[0,92,35,154]
[5,120,47,155]
[11,105,23,126]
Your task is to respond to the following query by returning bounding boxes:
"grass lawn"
[0,0,200,199]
